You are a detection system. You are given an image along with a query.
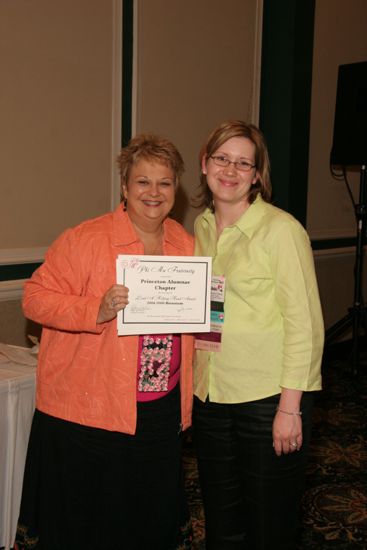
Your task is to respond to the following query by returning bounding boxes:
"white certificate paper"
[116,255,212,335]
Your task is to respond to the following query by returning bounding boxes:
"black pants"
[16,385,191,550]
[193,393,313,550]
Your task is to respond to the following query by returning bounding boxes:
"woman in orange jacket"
[15,134,194,550]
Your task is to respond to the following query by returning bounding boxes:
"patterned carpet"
[182,342,367,549]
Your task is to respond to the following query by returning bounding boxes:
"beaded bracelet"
[276,406,302,416]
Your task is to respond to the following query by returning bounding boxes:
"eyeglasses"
[210,155,256,172]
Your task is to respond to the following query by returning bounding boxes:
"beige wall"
[0,0,262,244]
[308,0,367,240]
[134,0,262,232]
[0,0,119,250]
[308,0,367,330]
[307,0,367,238]
[0,0,121,346]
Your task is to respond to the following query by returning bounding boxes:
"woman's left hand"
[272,411,303,456]
[272,388,303,456]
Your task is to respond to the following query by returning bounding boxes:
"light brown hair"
[196,120,272,210]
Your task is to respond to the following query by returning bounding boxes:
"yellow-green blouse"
[194,195,324,403]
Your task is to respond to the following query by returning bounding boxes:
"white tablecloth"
[0,359,36,550]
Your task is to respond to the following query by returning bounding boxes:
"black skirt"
[15,384,192,550]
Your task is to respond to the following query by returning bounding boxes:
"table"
[0,359,36,550]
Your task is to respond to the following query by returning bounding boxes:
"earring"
[123,197,127,211]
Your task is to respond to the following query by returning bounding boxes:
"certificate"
[116,255,212,335]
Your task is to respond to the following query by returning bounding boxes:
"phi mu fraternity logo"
[120,257,140,270]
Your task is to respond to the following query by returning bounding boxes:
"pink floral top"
[137,334,181,402]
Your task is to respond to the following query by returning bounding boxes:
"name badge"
[195,276,225,352]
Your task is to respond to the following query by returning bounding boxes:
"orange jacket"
[23,206,195,434]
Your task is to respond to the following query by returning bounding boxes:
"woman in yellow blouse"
[193,120,324,550]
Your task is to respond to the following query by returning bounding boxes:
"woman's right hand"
[97,284,129,324]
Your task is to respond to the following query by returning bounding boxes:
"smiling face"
[202,136,258,212]
[121,158,176,227]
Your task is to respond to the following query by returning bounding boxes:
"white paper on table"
[0,343,38,366]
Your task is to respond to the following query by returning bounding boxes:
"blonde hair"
[117,134,184,191]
